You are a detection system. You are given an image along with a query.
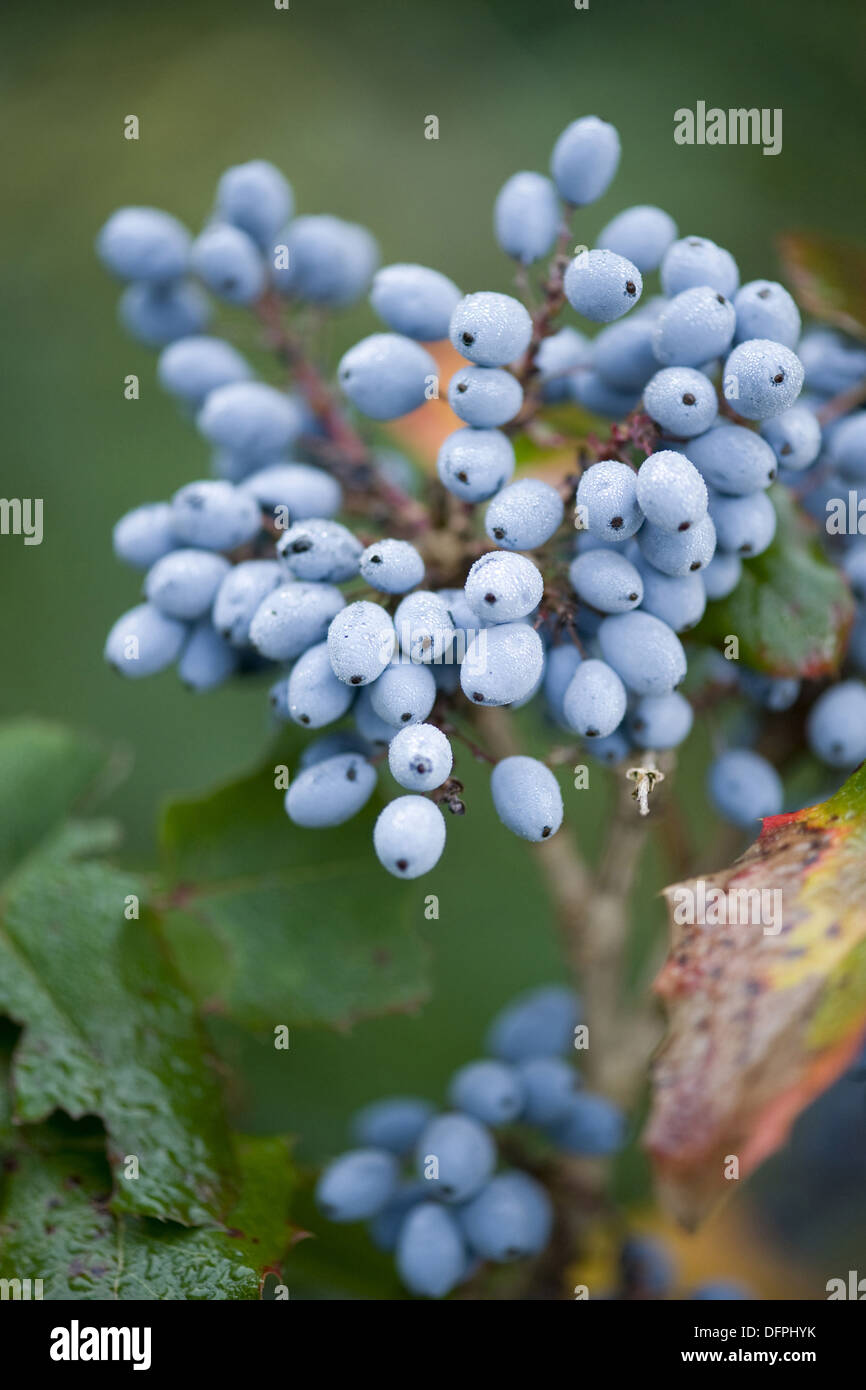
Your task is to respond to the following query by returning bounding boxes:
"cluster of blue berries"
[313,984,626,1298]
[98,120,865,877]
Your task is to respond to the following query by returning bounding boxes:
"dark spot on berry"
[484,592,497,604]
[396,858,408,871]
[689,560,701,571]
[541,825,551,838]
[773,371,784,384]
[688,237,702,247]
[350,675,363,684]
[628,591,639,601]
[457,470,469,483]
[493,526,505,539]
[300,714,309,725]
[291,538,313,553]
[414,760,431,774]
[221,277,238,292]
[461,332,475,346]
[780,443,792,455]
[739,543,753,554]
[716,293,726,304]
[678,521,691,532]
[440,1184,455,1197]
[472,691,484,702]
[346,765,357,781]
[457,382,468,393]
[610,515,624,530]
[586,727,599,737]
[625,280,636,295]
[633,718,645,731]
[401,712,411,722]
[757,287,771,299]
[768,468,777,480]
[682,392,696,406]
[369,553,382,563]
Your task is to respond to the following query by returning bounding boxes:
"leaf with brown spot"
[644,761,866,1228]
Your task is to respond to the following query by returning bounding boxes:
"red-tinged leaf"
[644,762,866,1229]
[778,232,866,342]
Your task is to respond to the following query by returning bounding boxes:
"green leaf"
[0,720,238,1226]
[693,487,854,678]
[0,1131,295,1300]
[778,232,866,342]
[158,734,430,1030]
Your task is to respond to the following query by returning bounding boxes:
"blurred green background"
[2,0,864,1297]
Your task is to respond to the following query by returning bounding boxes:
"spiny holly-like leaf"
[0,1129,294,1300]
[158,733,430,1031]
[0,720,237,1226]
[694,487,854,678]
[778,232,866,342]
[644,761,866,1228]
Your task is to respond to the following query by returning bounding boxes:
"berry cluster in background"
[98,116,866,881]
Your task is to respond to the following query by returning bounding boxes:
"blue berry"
[759,405,822,472]
[799,329,866,396]
[638,513,716,576]
[215,160,293,250]
[660,235,739,299]
[157,335,252,405]
[636,449,708,532]
[212,559,282,645]
[629,691,694,749]
[354,685,398,749]
[576,460,643,542]
[287,641,356,728]
[249,581,345,660]
[338,333,436,420]
[702,549,742,599]
[807,681,866,768]
[113,502,176,570]
[564,249,642,323]
[486,985,579,1062]
[516,1057,579,1125]
[448,365,523,428]
[353,1099,435,1155]
[636,560,706,631]
[144,548,230,620]
[460,1172,553,1261]
[586,729,632,765]
[733,280,800,349]
[739,670,801,711]
[119,280,210,346]
[544,643,582,726]
[569,550,643,613]
[104,602,188,679]
[241,462,342,522]
[485,479,564,551]
[277,518,362,583]
[394,591,455,664]
[197,381,305,460]
[598,611,687,695]
[550,116,620,205]
[359,538,424,594]
[298,731,372,769]
[190,223,265,304]
[449,292,533,367]
[448,1060,525,1126]
[490,755,564,842]
[415,1112,495,1203]
[724,339,804,420]
[315,1147,398,1222]
[652,287,736,367]
[464,551,543,623]
[562,659,628,739]
[685,422,778,494]
[371,661,437,728]
[592,316,657,392]
[692,1281,752,1301]
[374,795,446,878]
[170,479,262,552]
[494,171,559,264]
[620,1236,676,1297]
[97,206,191,282]
[388,722,452,790]
[275,214,378,306]
[369,262,462,340]
[436,427,515,502]
[596,205,678,273]
[643,367,718,438]
[551,1093,625,1155]
[328,600,396,685]
[708,749,783,828]
[829,412,866,481]
[285,751,377,828]
[571,370,640,418]
[536,327,590,401]
[178,620,238,691]
[842,542,866,601]
[396,1203,466,1298]
[461,624,544,706]
[708,488,776,556]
